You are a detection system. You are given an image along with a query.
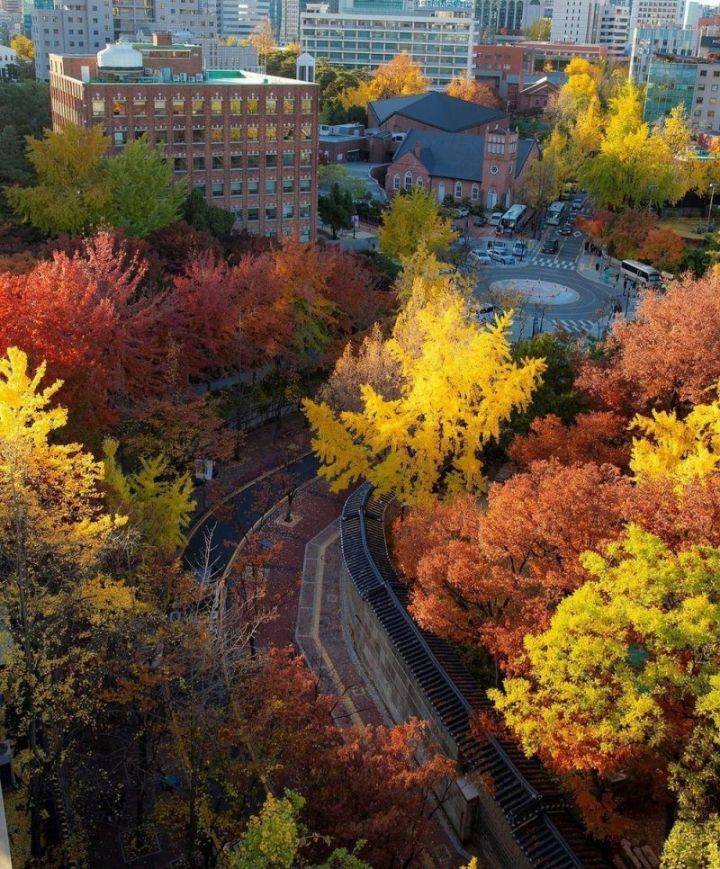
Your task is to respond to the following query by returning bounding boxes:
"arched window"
[393,174,400,190]
[454,181,463,199]
[471,183,479,201]
[404,170,413,190]
[416,176,424,188]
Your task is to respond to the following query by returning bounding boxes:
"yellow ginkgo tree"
[303,287,545,506]
[630,388,720,486]
[0,347,135,861]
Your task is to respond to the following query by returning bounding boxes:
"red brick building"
[386,126,538,210]
[49,35,319,241]
[368,91,508,137]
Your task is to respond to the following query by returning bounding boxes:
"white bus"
[621,259,661,286]
[545,201,565,226]
[501,203,527,230]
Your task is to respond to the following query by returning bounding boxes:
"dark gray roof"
[394,129,537,182]
[370,90,507,132]
[516,137,537,177]
[394,129,486,181]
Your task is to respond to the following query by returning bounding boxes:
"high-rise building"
[32,0,113,79]
[597,1,630,55]
[218,0,269,38]
[629,23,699,83]
[301,0,474,84]
[49,34,319,238]
[628,0,684,33]
[474,0,524,35]
[549,0,601,42]
[279,0,299,41]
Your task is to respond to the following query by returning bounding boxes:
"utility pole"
[708,182,716,233]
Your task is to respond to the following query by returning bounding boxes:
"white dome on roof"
[97,42,143,69]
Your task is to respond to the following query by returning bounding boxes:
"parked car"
[512,240,527,257]
[489,211,504,227]
[471,251,492,265]
[488,239,507,252]
[473,215,487,226]
[541,238,559,254]
[558,223,573,236]
[477,302,496,321]
[490,251,516,264]
[454,206,470,218]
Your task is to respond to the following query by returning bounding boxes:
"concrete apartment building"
[32,0,113,79]
[629,23,699,83]
[597,1,630,55]
[300,0,474,85]
[49,35,319,240]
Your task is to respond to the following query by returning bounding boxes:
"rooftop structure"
[49,37,319,240]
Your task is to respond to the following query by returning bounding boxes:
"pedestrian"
[595,262,600,272]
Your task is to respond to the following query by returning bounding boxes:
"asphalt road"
[184,452,320,580]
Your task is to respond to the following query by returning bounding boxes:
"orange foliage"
[394,461,628,669]
[579,271,720,412]
[0,251,37,275]
[636,226,685,272]
[509,411,631,470]
[235,647,454,865]
[445,76,501,108]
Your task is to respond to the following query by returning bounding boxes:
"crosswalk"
[551,318,600,335]
[526,256,578,269]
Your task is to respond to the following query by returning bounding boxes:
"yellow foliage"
[304,285,545,505]
[340,53,428,109]
[630,391,720,486]
[378,187,456,260]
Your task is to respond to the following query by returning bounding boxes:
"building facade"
[49,37,319,240]
[0,40,17,74]
[300,4,474,84]
[32,0,113,79]
[627,0,684,33]
[597,1,630,55]
[385,125,537,208]
[549,0,601,43]
[629,23,699,84]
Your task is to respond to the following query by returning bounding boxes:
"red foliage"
[235,647,454,866]
[627,475,720,549]
[508,411,631,470]
[579,271,720,413]
[393,461,629,670]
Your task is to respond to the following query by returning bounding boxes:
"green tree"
[661,818,720,868]
[318,163,368,200]
[183,186,235,236]
[105,136,186,237]
[318,181,353,239]
[525,17,551,40]
[6,124,111,234]
[0,80,50,186]
[378,187,456,260]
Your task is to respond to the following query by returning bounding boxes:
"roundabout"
[476,264,617,327]
[489,278,580,306]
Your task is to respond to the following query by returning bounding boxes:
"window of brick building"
[283,150,295,165]
[192,128,205,143]
[300,149,311,165]
[112,99,125,116]
[266,124,277,140]
[134,99,147,115]
[247,206,259,220]
[299,203,310,218]
[192,98,204,114]
[92,99,104,117]
[248,155,259,168]
[230,97,241,113]
[301,123,312,140]
[299,178,311,192]
[230,154,242,168]
[282,203,294,219]
[265,179,277,194]
[154,98,166,115]
[154,130,167,144]
[193,155,205,170]
[212,181,223,197]
[247,125,259,141]
[212,155,224,169]
[172,99,185,115]
[265,153,277,168]
[283,123,294,141]
[247,97,259,114]
[230,180,242,195]
[247,179,259,194]
[211,98,222,114]
[266,205,277,219]
[266,95,277,113]
[174,129,185,144]
[283,97,295,113]
[174,156,187,171]
[283,178,294,192]
[301,96,312,113]
[229,127,241,141]
[210,128,223,142]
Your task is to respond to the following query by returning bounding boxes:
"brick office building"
[49,34,319,240]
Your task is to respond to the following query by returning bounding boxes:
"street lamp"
[708,182,716,233]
